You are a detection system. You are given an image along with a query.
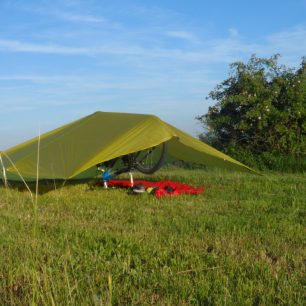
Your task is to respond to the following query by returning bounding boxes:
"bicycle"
[96,142,168,188]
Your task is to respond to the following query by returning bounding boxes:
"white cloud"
[228,28,239,38]
[8,1,109,25]
[164,30,199,43]
[52,11,105,23]
[0,24,305,65]
[0,71,216,91]
[0,38,156,58]
[266,27,306,53]
[0,37,243,63]
[0,75,66,82]
[0,39,90,54]
[18,0,120,28]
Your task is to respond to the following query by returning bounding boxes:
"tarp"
[0,111,254,180]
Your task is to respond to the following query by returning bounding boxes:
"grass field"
[0,169,305,305]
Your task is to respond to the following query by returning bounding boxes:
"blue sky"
[1,0,306,150]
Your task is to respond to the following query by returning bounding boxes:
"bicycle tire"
[133,142,168,174]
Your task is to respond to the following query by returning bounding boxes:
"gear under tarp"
[0,111,254,181]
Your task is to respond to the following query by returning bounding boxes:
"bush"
[197,54,306,171]
[225,146,306,172]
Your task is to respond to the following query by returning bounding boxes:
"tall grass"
[0,169,305,304]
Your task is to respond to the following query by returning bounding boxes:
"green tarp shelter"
[0,111,254,181]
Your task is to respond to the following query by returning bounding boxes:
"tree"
[197,55,306,156]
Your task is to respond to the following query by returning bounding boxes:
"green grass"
[0,169,305,305]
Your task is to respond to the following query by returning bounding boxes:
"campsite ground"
[0,168,305,305]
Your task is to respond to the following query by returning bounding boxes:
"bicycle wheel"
[133,142,168,174]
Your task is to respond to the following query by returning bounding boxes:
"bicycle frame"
[96,142,168,188]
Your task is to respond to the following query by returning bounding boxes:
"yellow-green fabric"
[0,111,254,180]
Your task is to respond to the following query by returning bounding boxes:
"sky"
[0,0,306,150]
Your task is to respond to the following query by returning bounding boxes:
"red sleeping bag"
[97,179,205,198]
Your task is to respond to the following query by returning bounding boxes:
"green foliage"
[0,169,305,304]
[225,146,306,172]
[197,54,306,158]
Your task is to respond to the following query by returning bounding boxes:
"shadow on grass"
[0,179,96,195]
